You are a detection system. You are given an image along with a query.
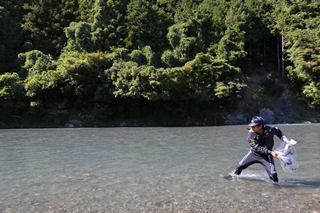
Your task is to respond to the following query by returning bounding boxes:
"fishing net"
[275,139,299,173]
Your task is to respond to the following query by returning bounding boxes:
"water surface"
[0,125,319,212]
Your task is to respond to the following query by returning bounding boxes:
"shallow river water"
[0,124,319,212]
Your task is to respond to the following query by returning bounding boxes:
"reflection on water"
[0,125,320,212]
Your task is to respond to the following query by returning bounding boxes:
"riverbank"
[1,63,319,129]
[1,101,319,129]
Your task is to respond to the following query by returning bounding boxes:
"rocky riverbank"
[224,69,320,125]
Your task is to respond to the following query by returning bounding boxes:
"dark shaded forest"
[0,0,320,128]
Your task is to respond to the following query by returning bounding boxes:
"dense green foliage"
[285,1,320,105]
[1,0,320,127]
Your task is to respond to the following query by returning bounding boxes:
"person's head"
[248,116,265,132]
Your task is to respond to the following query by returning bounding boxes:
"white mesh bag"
[274,139,299,173]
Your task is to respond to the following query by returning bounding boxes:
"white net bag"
[274,139,299,173]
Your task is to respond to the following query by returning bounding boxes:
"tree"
[0,72,26,109]
[18,50,61,108]
[162,20,205,67]
[78,0,95,23]
[0,7,22,73]
[174,53,246,103]
[174,0,198,24]
[215,0,247,64]
[18,50,58,79]
[269,0,304,77]
[111,53,246,106]
[20,0,79,55]
[58,52,114,107]
[242,0,273,58]
[63,0,129,53]
[286,1,320,104]
[196,0,229,54]
[124,0,173,51]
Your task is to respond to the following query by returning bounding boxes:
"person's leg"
[259,154,278,183]
[232,151,257,175]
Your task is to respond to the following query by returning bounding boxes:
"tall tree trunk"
[281,32,285,78]
[277,35,280,75]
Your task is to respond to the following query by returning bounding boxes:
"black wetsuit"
[233,125,287,182]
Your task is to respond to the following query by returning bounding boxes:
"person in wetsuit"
[231,116,292,183]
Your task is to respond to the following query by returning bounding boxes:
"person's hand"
[285,140,292,147]
[271,151,278,158]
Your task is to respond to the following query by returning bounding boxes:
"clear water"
[0,125,319,212]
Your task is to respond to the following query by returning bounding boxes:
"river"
[0,124,319,212]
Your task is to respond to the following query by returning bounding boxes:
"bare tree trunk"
[281,33,285,78]
[277,35,280,75]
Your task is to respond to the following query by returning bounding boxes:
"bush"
[0,72,26,109]
[130,50,148,66]
[111,53,246,105]
[18,50,58,79]
[58,52,114,107]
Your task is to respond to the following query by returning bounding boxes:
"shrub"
[0,72,26,109]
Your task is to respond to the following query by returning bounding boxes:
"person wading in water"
[230,116,292,183]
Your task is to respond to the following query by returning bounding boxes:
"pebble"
[82,173,90,177]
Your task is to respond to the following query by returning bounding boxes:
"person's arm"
[274,127,292,147]
[248,132,271,155]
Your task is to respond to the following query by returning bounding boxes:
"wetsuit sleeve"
[247,131,272,155]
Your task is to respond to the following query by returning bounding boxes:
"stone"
[64,123,75,128]
[259,108,275,124]
[82,173,90,177]
[68,119,82,125]
[119,122,128,127]
[225,113,247,125]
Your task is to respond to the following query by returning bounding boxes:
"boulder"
[68,119,82,125]
[259,108,275,124]
[64,123,75,128]
[119,122,128,127]
[275,111,296,124]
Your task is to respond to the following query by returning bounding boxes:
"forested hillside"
[0,0,319,128]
